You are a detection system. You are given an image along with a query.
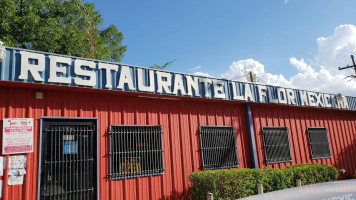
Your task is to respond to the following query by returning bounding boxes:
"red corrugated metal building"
[0,47,355,200]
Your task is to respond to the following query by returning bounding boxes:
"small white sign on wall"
[8,155,27,185]
[2,118,34,154]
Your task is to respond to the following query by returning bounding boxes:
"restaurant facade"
[0,46,355,200]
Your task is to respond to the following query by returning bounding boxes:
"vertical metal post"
[257,184,264,194]
[160,126,164,174]
[148,126,151,174]
[212,127,216,168]
[122,126,125,177]
[55,126,59,199]
[338,55,356,75]
[352,55,356,74]
[61,127,64,200]
[144,127,148,174]
[246,104,259,169]
[133,126,137,177]
[207,192,214,200]
[50,127,54,200]
[296,179,301,187]
[69,127,72,200]
[152,126,154,174]
[86,125,90,199]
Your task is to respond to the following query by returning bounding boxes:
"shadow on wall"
[158,189,190,200]
[335,138,356,179]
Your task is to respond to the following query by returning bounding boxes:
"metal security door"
[39,119,97,200]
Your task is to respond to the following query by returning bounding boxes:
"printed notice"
[8,155,27,185]
[2,118,34,154]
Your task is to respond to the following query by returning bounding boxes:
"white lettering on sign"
[267,88,278,103]
[232,82,245,101]
[98,63,118,89]
[277,88,287,104]
[18,51,45,81]
[300,91,309,106]
[244,84,254,102]
[257,85,267,102]
[173,74,186,96]
[331,95,338,108]
[315,92,324,107]
[212,80,225,99]
[324,93,332,108]
[156,71,172,94]
[74,59,96,87]
[199,78,212,98]
[285,89,296,105]
[337,96,349,109]
[15,50,352,111]
[48,55,71,84]
[137,68,155,92]
[186,75,200,97]
[117,65,135,91]
[308,92,317,106]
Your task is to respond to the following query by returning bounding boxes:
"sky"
[86,0,356,96]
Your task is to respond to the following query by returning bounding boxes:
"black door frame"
[37,117,99,200]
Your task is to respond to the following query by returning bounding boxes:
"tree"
[0,0,127,62]
[150,59,176,70]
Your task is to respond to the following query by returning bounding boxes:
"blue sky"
[87,0,356,95]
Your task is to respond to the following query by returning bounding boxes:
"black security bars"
[199,126,239,170]
[109,125,164,179]
[307,127,332,159]
[41,123,96,199]
[262,127,292,164]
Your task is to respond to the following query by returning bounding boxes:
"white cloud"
[189,66,202,71]
[202,24,356,96]
[194,71,213,77]
[220,59,291,87]
[284,0,289,4]
[314,24,356,76]
[288,25,356,95]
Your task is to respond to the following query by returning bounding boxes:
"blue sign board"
[63,141,78,154]
[0,47,355,111]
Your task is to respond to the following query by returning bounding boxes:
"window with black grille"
[109,125,164,179]
[199,126,239,170]
[262,127,292,164]
[307,127,332,159]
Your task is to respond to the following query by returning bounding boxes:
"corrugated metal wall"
[1,82,356,200]
[251,104,356,173]
[0,83,251,200]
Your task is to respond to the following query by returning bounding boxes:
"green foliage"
[188,163,338,200]
[287,163,338,185]
[0,0,126,62]
[150,59,176,70]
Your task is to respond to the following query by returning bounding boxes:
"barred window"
[109,125,164,179]
[307,127,332,159]
[262,127,292,164]
[199,126,239,170]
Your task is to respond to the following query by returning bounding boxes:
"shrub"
[188,163,338,200]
